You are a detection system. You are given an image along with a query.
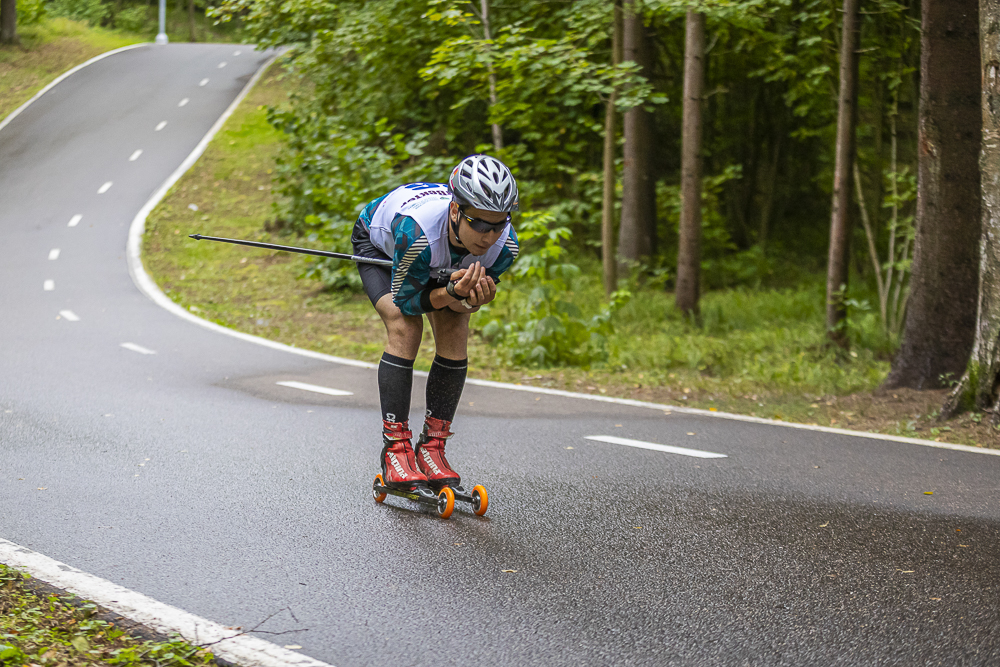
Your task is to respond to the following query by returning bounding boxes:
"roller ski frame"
[371,476,489,518]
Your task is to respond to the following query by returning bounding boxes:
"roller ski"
[414,418,489,517]
[372,420,457,519]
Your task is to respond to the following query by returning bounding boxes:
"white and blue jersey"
[358,183,519,315]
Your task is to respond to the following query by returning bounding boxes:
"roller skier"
[353,154,519,517]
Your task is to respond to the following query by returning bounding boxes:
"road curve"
[1,44,999,667]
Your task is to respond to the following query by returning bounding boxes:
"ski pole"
[188,234,393,267]
[189,233,457,283]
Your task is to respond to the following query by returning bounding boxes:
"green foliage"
[48,0,109,27]
[0,565,215,667]
[114,6,150,33]
[15,0,46,27]
[480,211,630,367]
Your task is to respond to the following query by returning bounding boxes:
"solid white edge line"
[276,381,353,397]
[0,43,148,135]
[121,55,999,460]
[585,435,727,459]
[0,539,333,667]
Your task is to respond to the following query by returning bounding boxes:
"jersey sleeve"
[391,216,437,316]
[486,226,520,281]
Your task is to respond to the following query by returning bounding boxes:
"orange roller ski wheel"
[437,486,455,519]
[471,485,489,516]
[372,474,387,503]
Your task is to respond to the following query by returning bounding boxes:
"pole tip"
[189,234,202,240]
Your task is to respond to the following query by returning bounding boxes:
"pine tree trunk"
[943,0,1000,419]
[675,10,705,317]
[188,0,197,41]
[601,0,623,297]
[0,0,18,46]
[884,0,982,389]
[618,0,656,266]
[825,0,861,348]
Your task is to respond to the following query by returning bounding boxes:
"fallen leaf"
[683,387,691,393]
[501,569,517,573]
[930,597,941,601]
[565,446,574,450]
[615,424,623,427]
[534,397,540,401]
[959,544,969,547]
[899,570,915,573]
[687,432,695,436]
[819,522,829,528]
[37,487,46,491]
[633,526,643,530]
[70,637,89,653]
[924,491,933,495]
[709,407,718,412]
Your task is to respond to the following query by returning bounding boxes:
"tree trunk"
[825,0,861,348]
[481,0,503,152]
[601,0,623,297]
[675,10,705,317]
[943,0,1000,418]
[188,0,197,41]
[0,0,18,46]
[618,0,656,266]
[884,0,982,389]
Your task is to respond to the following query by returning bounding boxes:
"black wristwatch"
[446,280,466,299]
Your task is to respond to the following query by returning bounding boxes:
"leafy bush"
[48,0,109,26]
[479,210,630,367]
[15,0,46,26]
[114,6,151,33]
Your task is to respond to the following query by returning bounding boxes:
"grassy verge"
[141,63,1000,451]
[0,565,217,667]
[0,18,145,121]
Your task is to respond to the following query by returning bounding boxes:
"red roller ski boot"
[414,417,489,517]
[372,420,455,519]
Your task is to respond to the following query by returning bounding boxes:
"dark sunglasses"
[459,207,511,233]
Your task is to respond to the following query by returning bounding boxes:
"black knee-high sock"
[425,355,468,423]
[378,352,414,424]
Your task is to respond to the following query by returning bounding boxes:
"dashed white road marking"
[43,280,54,291]
[218,61,227,68]
[121,342,156,355]
[276,381,353,397]
[199,78,209,86]
[178,98,189,107]
[233,50,241,55]
[155,121,167,131]
[48,249,60,260]
[585,435,728,459]
[129,149,142,161]
[58,310,79,321]
[68,214,82,227]
[98,181,112,194]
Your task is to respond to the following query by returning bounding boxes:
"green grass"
[0,565,217,667]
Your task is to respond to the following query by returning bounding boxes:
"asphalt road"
[1,44,999,666]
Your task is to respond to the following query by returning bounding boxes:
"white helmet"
[449,154,519,212]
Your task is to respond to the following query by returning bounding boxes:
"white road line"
[218,61,227,68]
[276,381,353,397]
[58,310,79,321]
[0,539,333,667]
[43,280,54,291]
[48,249,60,260]
[98,181,112,194]
[120,342,156,355]
[155,121,167,131]
[233,50,241,55]
[178,98,189,107]
[585,435,728,459]
[68,214,82,227]
[129,149,142,162]
[199,78,209,86]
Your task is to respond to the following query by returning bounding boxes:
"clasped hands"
[448,261,497,308]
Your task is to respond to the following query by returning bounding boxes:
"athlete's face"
[450,203,509,255]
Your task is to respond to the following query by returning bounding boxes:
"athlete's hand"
[450,262,485,299]
[468,276,497,307]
